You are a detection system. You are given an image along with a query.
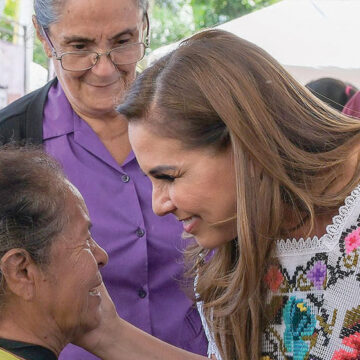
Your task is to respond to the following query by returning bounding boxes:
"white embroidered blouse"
[197,184,360,360]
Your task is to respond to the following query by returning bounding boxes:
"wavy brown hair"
[118,29,360,359]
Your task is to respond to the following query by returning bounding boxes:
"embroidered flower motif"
[345,228,360,254]
[264,265,284,292]
[283,297,316,360]
[307,261,327,290]
[331,332,360,360]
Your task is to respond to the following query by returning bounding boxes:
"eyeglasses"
[41,13,150,72]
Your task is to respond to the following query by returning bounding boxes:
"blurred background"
[1,0,360,108]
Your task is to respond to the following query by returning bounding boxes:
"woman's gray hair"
[0,146,69,296]
[33,0,62,29]
[34,0,149,29]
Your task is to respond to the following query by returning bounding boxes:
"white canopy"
[147,0,360,87]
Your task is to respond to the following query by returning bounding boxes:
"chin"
[196,231,235,249]
[195,235,222,249]
[80,308,102,333]
[85,101,119,116]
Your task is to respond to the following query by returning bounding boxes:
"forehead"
[129,122,182,152]
[50,0,142,37]
[61,186,90,234]
[128,122,199,170]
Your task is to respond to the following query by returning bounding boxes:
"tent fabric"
[147,0,360,87]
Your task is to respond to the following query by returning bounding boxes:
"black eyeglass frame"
[41,12,150,72]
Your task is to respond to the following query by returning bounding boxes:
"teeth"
[89,288,99,296]
[182,217,193,225]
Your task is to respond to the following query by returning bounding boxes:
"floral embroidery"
[331,332,360,360]
[198,186,360,360]
[345,228,360,255]
[265,266,284,292]
[307,261,327,290]
[283,297,316,360]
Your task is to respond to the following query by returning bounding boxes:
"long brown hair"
[118,29,360,359]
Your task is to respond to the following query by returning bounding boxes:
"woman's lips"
[89,276,103,297]
[89,287,101,296]
[181,216,200,234]
[86,78,120,88]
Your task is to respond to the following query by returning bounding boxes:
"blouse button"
[121,174,130,183]
[136,228,145,238]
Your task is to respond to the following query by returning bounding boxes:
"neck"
[74,109,131,164]
[80,112,129,141]
[0,303,65,357]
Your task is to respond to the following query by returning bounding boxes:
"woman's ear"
[0,249,38,301]
[32,15,53,58]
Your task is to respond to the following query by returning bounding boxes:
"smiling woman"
[0,146,108,360]
[33,0,147,119]
[115,29,360,360]
[128,125,237,249]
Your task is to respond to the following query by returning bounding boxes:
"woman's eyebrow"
[149,166,177,176]
[62,28,138,45]
[63,35,95,44]
[109,28,138,41]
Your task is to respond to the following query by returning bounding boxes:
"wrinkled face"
[37,187,108,339]
[40,0,145,118]
[129,123,237,249]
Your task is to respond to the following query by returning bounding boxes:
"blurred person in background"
[306,77,357,112]
[343,87,360,119]
[0,0,207,359]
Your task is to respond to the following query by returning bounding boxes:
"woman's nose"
[152,188,175,216]
[94,241,109,268]
[91,53,118,77]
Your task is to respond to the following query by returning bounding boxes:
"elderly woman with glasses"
[0,147,109,360]
[0,1,207,359]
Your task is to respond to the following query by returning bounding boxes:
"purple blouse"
[43,81,207,359]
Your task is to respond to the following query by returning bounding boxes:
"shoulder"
[0,79,56,144]
[0,79,55,122]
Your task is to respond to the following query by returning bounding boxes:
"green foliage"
[33,35,49,69]
[191,0,280,30]
[151,0,194,50]
[4,0,17,17]
[0,0,18,42]
[0,18,13,42]
[150,0,280,50]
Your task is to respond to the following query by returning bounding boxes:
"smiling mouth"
[89,288,100,296]
[89,274,103,296]
[179,215,200,234]
[89,283,103,297]
[89,82,118,88]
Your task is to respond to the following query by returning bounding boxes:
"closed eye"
[117,39,131,45]
[71,44,88,51]
[154,174,176,182]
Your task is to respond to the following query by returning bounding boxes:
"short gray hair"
[34,0,149,29]
[33,0,62,29]
[0,146,69,297]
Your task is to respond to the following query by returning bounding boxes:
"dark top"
[0,79,56,145]
[0,338,57,360]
